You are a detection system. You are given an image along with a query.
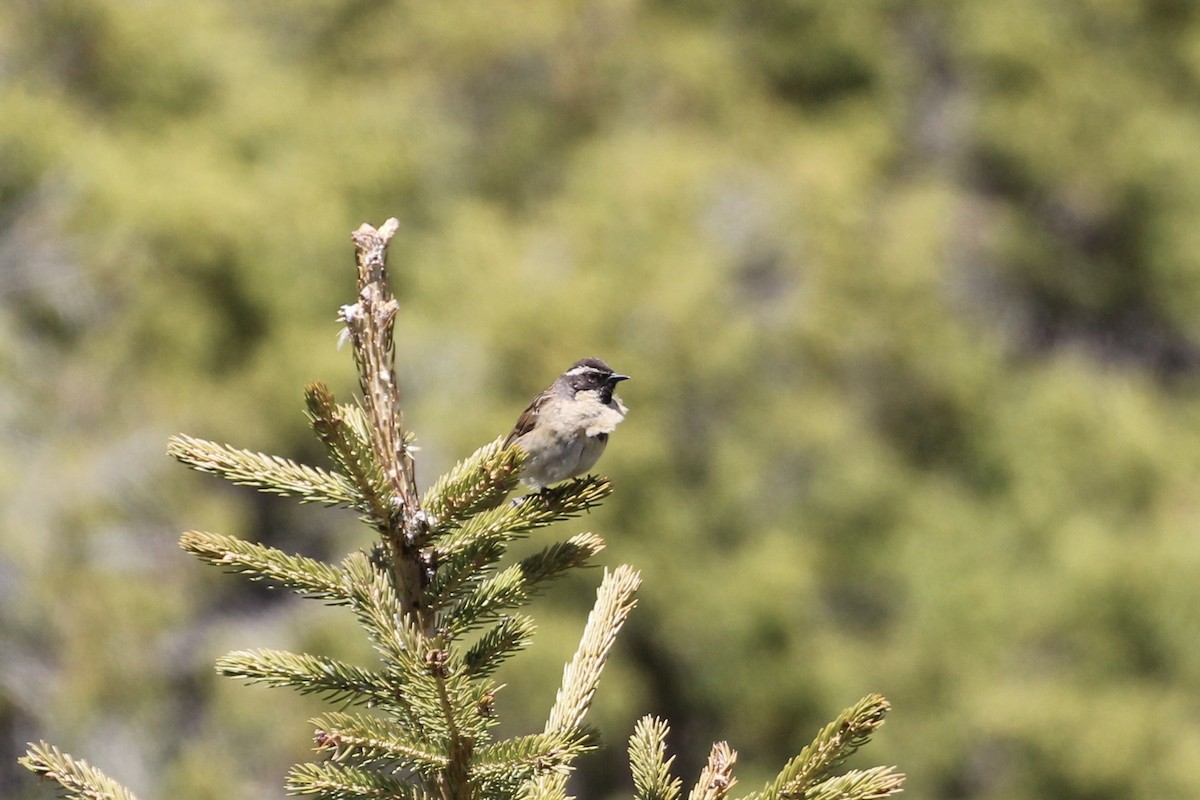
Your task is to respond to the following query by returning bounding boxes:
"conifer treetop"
[20,219,903,800]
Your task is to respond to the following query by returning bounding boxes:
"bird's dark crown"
[565,357,613,376]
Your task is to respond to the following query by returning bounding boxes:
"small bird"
[504,357,630,489]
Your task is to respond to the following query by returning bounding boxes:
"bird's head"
[560,357,630,404]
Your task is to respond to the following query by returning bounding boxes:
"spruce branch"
[305,382,397,527]
[516,775,569,800]
[545,565,641,738]
[339,552,432,677]
[426,539,508,608]
[685,742,737,800]
[629,717,682,800]
[179,530,350,602]
[312,711,450,774]
[338,551,455,738]
[216,649,400,708]
[428,514,605,612]
[473,732,588,775]
[338,550,496,753]
[167,434,360,509]
[440,565,528,638]
[439,533,606,637]
[19,742,139,800]
[463,614,537,678]
[288,762,429,800]
[516,533,607,590]
[423,438,525,529]
[470,731,591,800]
[804,767,905,800]
[520,565,639,800]
[437,477,612,562]
[751,694,892,800]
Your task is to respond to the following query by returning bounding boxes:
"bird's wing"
[503,393,548,449]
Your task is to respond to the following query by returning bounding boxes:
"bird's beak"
[609,373,630,383]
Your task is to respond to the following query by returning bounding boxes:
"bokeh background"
[5,2,1200,799]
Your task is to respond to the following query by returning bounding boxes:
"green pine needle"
[473,732,580,769]
[311,711,450,774]
[426,539,508,608]
[464,614,537,678]
[516,532,606,587]
[545,565,641,738]
[515,774,570,800]
[287,762,428,800]
[436,476,613,562]
[339,551,429,669]
[473,731,590,785]
[179,530,350,602]
[19,742,139,800]
[438,533,606,637]
[338,551,495,742]
[167,434,360,509]
[441,565,527,638]
[216,649,400,708]
[304,382,396,530]
[423,438,525,530]
[753,694,892,800]
[629,717,682,800]
[686,742,737,800]
[804,767,905,800]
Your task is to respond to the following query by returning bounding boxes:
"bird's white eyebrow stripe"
[565,365,605,377]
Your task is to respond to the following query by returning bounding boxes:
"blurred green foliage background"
[4,2,1200,799]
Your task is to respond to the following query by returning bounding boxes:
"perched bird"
[504,357,630,488]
